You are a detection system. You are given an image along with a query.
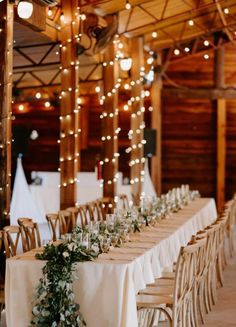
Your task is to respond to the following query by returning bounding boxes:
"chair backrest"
[97,197,114,219]
[46,213,60,241]
[17,217,33,226]
[117,194,129,210]
[3,226,25,257]
[76,205,89,228]
[86,201,103,222]
[172,237,207,326]
[20,221,41,251]
[65,207,78,228]
[58,210,74,235]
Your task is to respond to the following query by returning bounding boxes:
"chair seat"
[139,286,174,296]
[137,294,173,308]
[147,278,175,287]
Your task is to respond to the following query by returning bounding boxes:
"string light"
[223,8,229,14]
[152,31,158,38]
[125,1,132,10]
[184,47,190,52]
[188,19,194,26]
[203,53,209,60]
[204,40,209,46]
[35,92,41,99]
[174,48,180,55]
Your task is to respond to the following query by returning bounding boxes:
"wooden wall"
[161,43,236,199]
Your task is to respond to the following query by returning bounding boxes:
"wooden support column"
[0,1,13,227]
[150,54,162,196]
[130,37,144,199]
[215,46,226,211]
[102,43,118,198]
[59,1,80,209]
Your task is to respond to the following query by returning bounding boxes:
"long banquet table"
[5,198,217,327]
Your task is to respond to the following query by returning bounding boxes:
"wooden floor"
[202,252,236,327]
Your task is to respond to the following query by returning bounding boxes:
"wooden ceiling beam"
[162,87,236,99]
[122,0,236,37]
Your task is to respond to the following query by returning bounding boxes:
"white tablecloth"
[5,198,217,327]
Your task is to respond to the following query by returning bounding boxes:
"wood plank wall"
[162,43,236,199]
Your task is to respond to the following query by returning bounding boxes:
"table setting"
[5,186,217,327]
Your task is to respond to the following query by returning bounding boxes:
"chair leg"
[216,253,224,287]
[198,283,205,324]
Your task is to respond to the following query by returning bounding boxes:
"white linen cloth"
[5,198,217,327]
[10,158,44,225]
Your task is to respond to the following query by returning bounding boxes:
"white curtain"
[10,157,43,225]
[142,159,157,198]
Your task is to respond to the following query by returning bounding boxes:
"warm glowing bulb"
[204,40,209,46]
[120,57,132,71]
[184,47,190,52]
[35,92,41,99]
[152,31,158,38]
[125,1,131,10]
[188,20,194,26]
[147,57,154,64]
[224,8,229,14]
[174,48,180,55]
[95,86,100,93]
[44,101,50,108]
[203,54,209,60]
[48,9,52,17]
[17,1,33,19]
[18,104,24,111]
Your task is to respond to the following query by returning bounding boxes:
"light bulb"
[44,101,50,108]
[17,1,33,19]
[174,48,180,55]
[35,92,41,99]
[203,54,209,60]
[125,1,131,10]
[188,20,194,26]
[120,57,132,71]
[152,31,158,38]
[204,40,209,46]
[48,9,52,17]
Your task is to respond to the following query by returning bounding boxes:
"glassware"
[100,236,111,253]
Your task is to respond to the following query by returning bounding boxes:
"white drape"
[10,157,43,225]
[142,159,157,198]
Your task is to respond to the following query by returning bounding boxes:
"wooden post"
[151,54,162,196]
[215,46,226,211]
[0,1,13,227]
[59,1,80,209]
[217,99,226,211]
[102,43,119,198]
[130,37,144,199]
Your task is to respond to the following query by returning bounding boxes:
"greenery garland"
[31,236,98,327]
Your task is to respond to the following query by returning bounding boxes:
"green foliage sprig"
[31,239,98,327]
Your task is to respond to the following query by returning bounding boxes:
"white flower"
[68,242,76,251]
[62,251,69,258]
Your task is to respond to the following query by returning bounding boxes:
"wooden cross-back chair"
[19,221,41,251]
[117,194,129,210]
[3,226,25,257]
[46,213,60,241]
[224,199,236,257]
[76,205,89,228]
[58,210,75,235]
[86,201,103,222]
[17,218,33,251]
[97,197,115,219]
[136,236,207,327]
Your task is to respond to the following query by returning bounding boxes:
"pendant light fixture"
[17,0,33,19]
